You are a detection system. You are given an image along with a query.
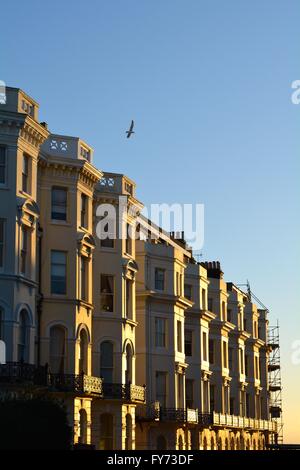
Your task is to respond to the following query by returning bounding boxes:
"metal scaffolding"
[268,322,283,444]
[237,282,283,444]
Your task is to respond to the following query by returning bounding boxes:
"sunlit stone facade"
[0,88,277,449]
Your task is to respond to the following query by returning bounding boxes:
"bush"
[0,395,72,450]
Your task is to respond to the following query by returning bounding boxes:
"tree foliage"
[0,395,72,450]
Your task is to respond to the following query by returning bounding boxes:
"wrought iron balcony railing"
[198,412,213,426]
[0,362,47,385]
[47,372,103,396]
[159,408,186,422]
[102,383,146,403]
[136,402,160,421]
[0,362,103,396]
[159,407,199,423]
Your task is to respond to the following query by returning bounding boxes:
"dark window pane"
[51,251,67,294]
[51,188,67,221]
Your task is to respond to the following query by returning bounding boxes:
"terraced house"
[0,87,281,450]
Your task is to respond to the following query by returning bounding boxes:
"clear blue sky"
[1,0,299,442]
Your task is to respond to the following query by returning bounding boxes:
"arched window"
[50,325,66,374]
[236,437,240,450]
[178,435,184,450]
[211,437,215,450]
[100,341,114,382]
[100,413,113,450]
[230,437,235,450]
[246,438,251,450]
[157,435,167,450]
[125,414,133,450]
[125,343,133,384]
[79,329,88,374]
[18,309,29,362]
[203,436,208,450]
[225,438,229,450]
[79,409,87,444]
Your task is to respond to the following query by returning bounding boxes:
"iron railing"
[0,362,47,385]
[136,402,160,421]
[198,412,213,426]
[102,383,146,403]
[212,412,277,432]
[159,407,199,423]
[0,362,103,396]
[47,372,103,396]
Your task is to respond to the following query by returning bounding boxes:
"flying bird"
[126,120,135,138]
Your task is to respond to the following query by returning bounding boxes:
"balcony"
[160,407,199,423]
[47,373,103,396]
[102,383,146,403]
[212,412,277,432]
[186,408,199,423]
[136,402,160,422]
[0,362,47,386]
[0,363,103,397]
[198,412,213,426]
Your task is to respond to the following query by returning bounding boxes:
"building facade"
[0,88,279,449]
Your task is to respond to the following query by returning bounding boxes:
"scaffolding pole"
[268,322,283,444]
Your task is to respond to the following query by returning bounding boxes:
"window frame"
[80,193,88,228]
[80,256,88,301]
[184,283,192,300]
[177,320,182,353]
[186,379,194,408]
[202,331,208,362]
[154,268,165,291]
[184,329,193,357]
[155,371,167,407]
[100,274,115,313]
[155,317,166,348]
[0,146,7,186]
[209,338,215,364]
[0,218,5,269]
[51,186,68,222]
[100,341,114,382]
[51,250,67,295]
[22,153,30,194]
[20,226,28,275]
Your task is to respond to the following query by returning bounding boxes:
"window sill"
[50,220,70,226]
